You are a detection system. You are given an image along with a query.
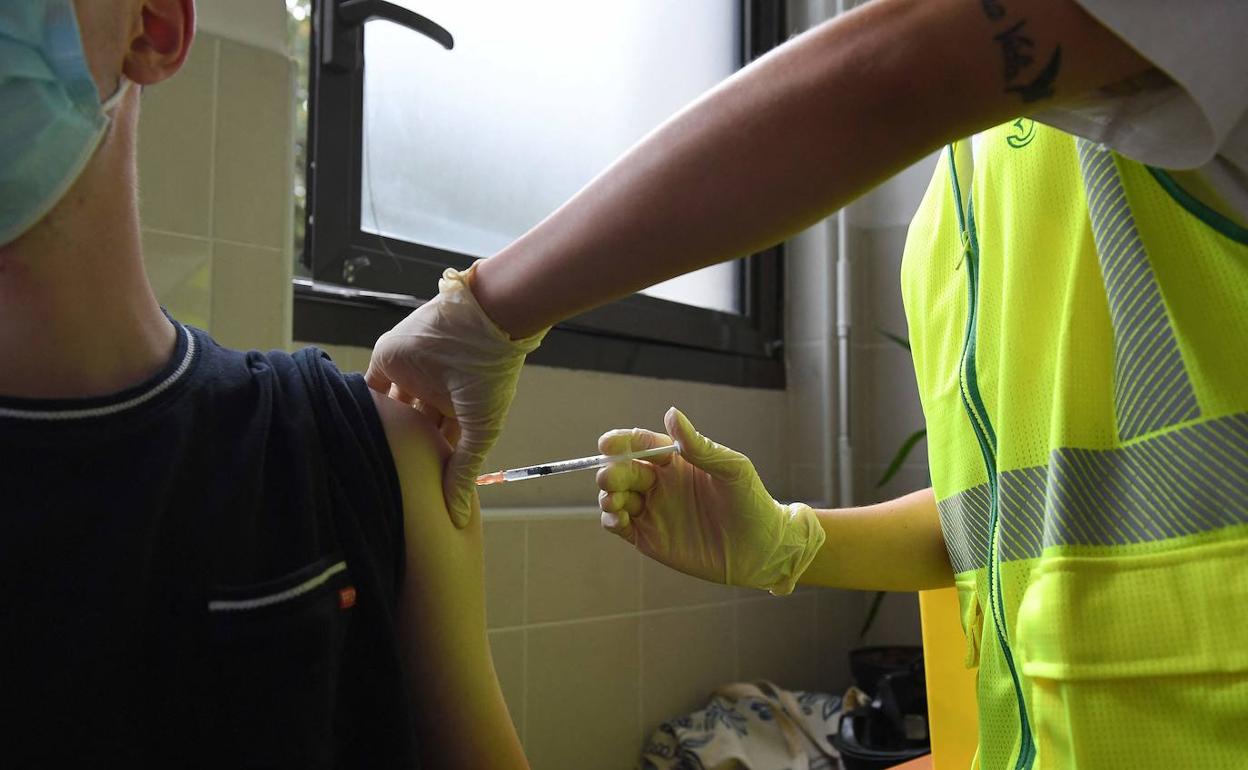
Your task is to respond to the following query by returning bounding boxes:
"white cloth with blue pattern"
[640,681,842,770]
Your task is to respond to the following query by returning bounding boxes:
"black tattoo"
[980,0,1007,21]
[980,7,1064,104]
[994,20,1035,81]
[1005,46,1062,103]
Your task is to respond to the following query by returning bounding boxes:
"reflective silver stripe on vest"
[939,412,1248,571]
[1077,140,1200,440]
[1045,411,1248,548]
[937,483,992,574]
[997,465,1047,562]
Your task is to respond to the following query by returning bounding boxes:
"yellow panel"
[920,588,979,770]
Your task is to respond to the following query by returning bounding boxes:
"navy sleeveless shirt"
[0,321,417,768]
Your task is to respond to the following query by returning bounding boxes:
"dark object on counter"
[850,645,924,695]
[833,652,930,769]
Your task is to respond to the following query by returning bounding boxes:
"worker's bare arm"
[472,0,1150,337]
[371,393,528,770]
[801,488,953,591]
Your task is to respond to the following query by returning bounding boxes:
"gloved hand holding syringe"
[476,407,826,597]
[476,444,680,485]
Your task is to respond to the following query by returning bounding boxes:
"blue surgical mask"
[0,0,129,246]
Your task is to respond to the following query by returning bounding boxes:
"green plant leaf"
[859,590,887,640]
[876,429,927,488]
[876,328,911,351]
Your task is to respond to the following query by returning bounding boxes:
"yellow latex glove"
[597,407,825,595]
[366,263,547,527]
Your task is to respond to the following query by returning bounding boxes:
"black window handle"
[339,0,453,49]
[321,0,453,72]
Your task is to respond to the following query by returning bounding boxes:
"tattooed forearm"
[979,2,1062,103]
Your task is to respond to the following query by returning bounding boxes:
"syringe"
[476,444,679,485]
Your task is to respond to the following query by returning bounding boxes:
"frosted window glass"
[360,0,742,314]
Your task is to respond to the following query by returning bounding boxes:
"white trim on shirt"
[0,326,196,421]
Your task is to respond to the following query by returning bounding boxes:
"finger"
[598,427,676,464]
[599,489,645,522]
[364,362,392,394]
[596,459,658,494]
[442,450,481,529]
[600,508,635,544]
[596,485,631,508]
[412,399,444,428]
[439,414,462,447]
[389,384,416,405]
[664,406,749,482]
[464,487,482,528]
[599,507,628,533]
[620,491,644,517]
[598,488,623,513]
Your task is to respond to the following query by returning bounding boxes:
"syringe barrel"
[503,453,610,482]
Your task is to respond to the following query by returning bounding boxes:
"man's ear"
[123,0,195,86]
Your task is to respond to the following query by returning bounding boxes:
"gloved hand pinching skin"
[366,263,547,528]
[597,407,826,595]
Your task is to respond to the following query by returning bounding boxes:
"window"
[287,0,312,266]
[296,0,786,387]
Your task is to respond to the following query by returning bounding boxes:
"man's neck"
[0,96,176,401]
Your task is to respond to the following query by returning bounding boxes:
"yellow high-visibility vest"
[900,120,1248,769]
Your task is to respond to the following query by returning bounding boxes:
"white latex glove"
[597,407,826,595]
[366,263,547,527]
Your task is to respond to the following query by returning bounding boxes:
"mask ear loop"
[101,75,131,115]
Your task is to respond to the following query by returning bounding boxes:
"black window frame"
[297,0,787,388]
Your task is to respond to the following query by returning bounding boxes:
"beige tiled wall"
[482,512,852,770]
[137,29,293,352]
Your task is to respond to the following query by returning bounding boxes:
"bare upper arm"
[369,391,528,770]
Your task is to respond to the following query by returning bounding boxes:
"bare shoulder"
[367,389,481,552]
[368,391,472,540]
[369,391,452,489]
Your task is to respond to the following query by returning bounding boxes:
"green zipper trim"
[1146,167,1248,245]
[960,206,997,450]
[947,147,1035,769]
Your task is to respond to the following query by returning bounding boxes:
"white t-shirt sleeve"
[1034,1,1248,171]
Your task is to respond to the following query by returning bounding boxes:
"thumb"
[664,407,750,482]
[442,449,480,528]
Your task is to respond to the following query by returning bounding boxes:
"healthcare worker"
[368,0,1248,766]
